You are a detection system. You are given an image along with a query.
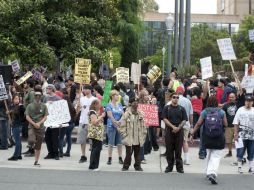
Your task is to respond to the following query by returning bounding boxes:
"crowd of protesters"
[0,66,254,185]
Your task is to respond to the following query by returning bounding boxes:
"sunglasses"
[172,96,179,99]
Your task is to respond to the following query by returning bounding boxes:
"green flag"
[102,80,113,106]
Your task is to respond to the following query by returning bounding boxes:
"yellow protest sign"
[74,58,91,84]
[116,67,129,83]
[15,71,33,85]
[147,65,161,83]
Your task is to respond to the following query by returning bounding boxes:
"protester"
[25,91,48,166]
[106,90,124,165]
[76,85,97,163]
[0,100,9,150]
[162,92,188,173]
[191,96,228,184]
[7,94,25,161]
[119,97,147,171]
[88,99,105,171]
[67,77,77,104]
[233,95,254,174]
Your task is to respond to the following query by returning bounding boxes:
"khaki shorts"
[183,128,190,141]
[28,128,45,150]
[76,124,88,144]
[225,127,234,144]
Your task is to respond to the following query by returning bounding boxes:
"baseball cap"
[245,95,253,101]
[176,86,185,94]
[34,91,42,96]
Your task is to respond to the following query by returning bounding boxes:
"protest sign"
[0,65,12,85]
[217,38,236,60]
[131,62,141,84]
[147,65,161,84]
[11,60,20,73]
[44,100,71,127]
[200,56,213,80]
[31,69,42,80]
[15,71,33,85]
[101,80,113,106]
[0,75,8,101]
[138,104,159,127]
[241,76,254,93]
[74,58,91,84]
[249,29,254,43]
[116,67,129,83]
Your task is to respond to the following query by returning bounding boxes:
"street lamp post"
[162,47,166,79]
[165,14,174,77]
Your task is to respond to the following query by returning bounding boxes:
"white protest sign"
[116,67,129,83]
[44,100,71,127]
[0,75,8,100]
[217,38,236,60]
[249,29,254,43]
[131,62,141,84]
[11,60,20,73]
[15,71,33,85]
[241,76,254,93]
[200,56,213,80]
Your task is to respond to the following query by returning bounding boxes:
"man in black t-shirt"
[162,92,188,173]
[222,93,237,158]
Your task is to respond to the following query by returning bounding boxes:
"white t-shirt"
[79,96,97,125]
[233,107,254,140]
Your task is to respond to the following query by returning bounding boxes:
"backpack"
[204,108,223,138]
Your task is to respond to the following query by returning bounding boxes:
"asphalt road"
[0,168,253,190]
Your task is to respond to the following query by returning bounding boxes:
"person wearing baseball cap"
[233,94,254,174]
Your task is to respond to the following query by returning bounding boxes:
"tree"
[116,0,143,68]
[142,0,159,12]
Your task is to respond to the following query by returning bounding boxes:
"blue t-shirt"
[106,103,123,128]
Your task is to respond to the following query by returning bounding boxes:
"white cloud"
[155,0,217,14]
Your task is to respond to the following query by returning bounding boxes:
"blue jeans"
[0,120,8,148]
[65,122,75,154]
[237,139,254,161]
[140,146,145,161]
[12,126,22,157]
[199,125,207,157]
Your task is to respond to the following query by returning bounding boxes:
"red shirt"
[55,91,64,98]
[216,87,224,104]
[191,98,203,115]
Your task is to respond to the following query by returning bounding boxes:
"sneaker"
[199,155,206,160]
[59,153,63,158]
[248,168,254,174]
[183,160,190,165]
[54,156,60,160]
[93,168,100,172]
[242,158,247,165]
[34,161,41,167]
[224,152,232,158]
[107,160,112,165]
[79,156,87,163]
[135,167,143,171]
[122,167,128,171]
[238,167,243,174]
[165,167,173,173]
[141,160,147,164]
[231,162,238,166]
[63,152,70,157]
[44,155,53,159]
[208,174,217,185]
[18,156,22,160]
[8,156,18,161]
[177,169,184,174]
[119,157,123,164]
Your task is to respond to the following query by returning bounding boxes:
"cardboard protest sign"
[11,60,20,73]
[200,56,213,80]
[15,71,33,85]
[241,76,254,93]
[138,104,159,127]
[0,75,8,101]
[44,100,71,127]
[31,69,42,80]
[101,80,113,106]
[74,58,91,84]
[116,67,129,83]
[249,29,254,43]
[147,65,161,84]
[131,62,141,84]
[217,38,236,60]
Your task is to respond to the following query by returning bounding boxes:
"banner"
[131,62,141,84]
[11,60,20,73]
[241,76,254,93]
[15,71,33,85]
[138,104,159,127]
[147,65,161,84]
[101,80,113,106]
[0,75,8,100]
[31,69,42,80]
[44,100,71,127]
[116,67,129,83]
[200,56,213,80]
[249,29,254,43]
[217,38,236,60]
[74,58,91,84]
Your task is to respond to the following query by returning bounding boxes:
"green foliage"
[143,0,159,12]
[177,65,199,77]
[238,15,254,52]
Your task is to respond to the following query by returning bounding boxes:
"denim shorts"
[107,126,122,146]
[237,139,254,161]
[76,124,88,144]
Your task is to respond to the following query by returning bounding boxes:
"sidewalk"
[0,143,249,175]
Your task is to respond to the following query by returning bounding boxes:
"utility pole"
[178,0,184,66]
[185,0,191,65]
[249,0,252,14]
[174,0,179,66]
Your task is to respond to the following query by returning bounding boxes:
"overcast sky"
[155,0,217,14]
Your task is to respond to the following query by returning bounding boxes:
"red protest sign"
[138,104,159,127]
